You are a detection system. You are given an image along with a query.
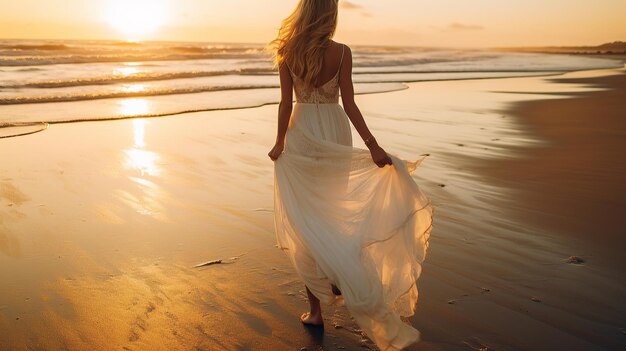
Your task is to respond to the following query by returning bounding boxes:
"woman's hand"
[268,142,285,161]
[369,144,393,168]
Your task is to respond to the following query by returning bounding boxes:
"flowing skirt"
[273,102,433,350]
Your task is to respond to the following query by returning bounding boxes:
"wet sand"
[475,72,626,266]
[1,68,625,350]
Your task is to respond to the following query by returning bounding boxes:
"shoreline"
[474,69,626,266]
[2,60,625,133]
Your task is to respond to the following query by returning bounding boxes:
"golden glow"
[118,118,167,221]
[0,1,624,46]
[125,149,159,177]
[114,67,141,77]
[125,119,159,177]
[132,119,146,148]
[120,84,147,94]
[118,98,150,116]
[104,0,168,40]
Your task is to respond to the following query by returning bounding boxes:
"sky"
[0,0,625,47]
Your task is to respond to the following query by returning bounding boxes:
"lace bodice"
[288,44,345,104]
[291,73,340,104]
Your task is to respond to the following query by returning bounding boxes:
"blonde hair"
[269,0,339,87]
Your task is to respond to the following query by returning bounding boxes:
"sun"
[105,0,168,40]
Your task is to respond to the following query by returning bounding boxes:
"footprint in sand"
[0,182,30,205]
[566,256,585,264]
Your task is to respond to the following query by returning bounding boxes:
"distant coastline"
[494,41,626,59]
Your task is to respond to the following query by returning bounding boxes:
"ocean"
[0,38,623,138]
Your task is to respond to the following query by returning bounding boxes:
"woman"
[267,1,433,349]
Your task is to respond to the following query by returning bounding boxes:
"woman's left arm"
[268,63,294,161]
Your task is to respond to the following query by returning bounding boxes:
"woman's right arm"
[268,62,293,161]
[339,45,392,168]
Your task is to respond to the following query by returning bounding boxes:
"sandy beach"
[1,68,625,350]
[477,71,626,266]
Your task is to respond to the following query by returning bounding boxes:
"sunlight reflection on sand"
[120,118,168,220]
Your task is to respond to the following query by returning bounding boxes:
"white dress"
[273,45,433,351]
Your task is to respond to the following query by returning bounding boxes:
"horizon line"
[1,36,624,50]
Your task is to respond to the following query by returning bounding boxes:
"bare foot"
[300,312,324,326]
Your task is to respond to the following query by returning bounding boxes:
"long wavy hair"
[269,0,339,87]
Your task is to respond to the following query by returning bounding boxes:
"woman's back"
[311,41,344,88]
[289,41,345,104]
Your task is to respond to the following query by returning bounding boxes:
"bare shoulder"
[331,40,351,53]
[330,41,352,63]
[343,44,352,59]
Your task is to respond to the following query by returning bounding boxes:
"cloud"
[448,22,484,31]
[339,1,372,17]
[340,1,363,10]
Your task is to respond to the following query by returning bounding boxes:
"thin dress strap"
[336,44,345,77]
